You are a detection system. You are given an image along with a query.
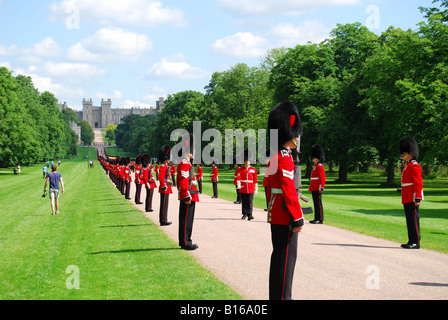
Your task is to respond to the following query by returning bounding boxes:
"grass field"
[0,147,241,300]
[198,165,448,254]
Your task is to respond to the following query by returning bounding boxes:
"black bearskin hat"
[268,102,302,147]
[400,136,419,160]
[159,145,171,162]
[311,145,325,162]
[135,154,141,165]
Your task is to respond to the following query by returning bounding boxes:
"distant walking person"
[399,136,423,249]
[43,165,65,215]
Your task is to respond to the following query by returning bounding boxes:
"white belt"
[311,177,319,180]
[271,188,282,194]
[241,180,253,183]
[402,183,413,187]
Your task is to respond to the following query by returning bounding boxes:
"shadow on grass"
[99,223,152,228]
[89,247,181,255]
[355,209,448,220]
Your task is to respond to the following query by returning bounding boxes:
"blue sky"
[0,0,435,111]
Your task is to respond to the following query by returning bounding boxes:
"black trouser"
[198,180,202,194]
[179,201,196,248]
[135,183,142,203]
[145,188,154,212]
[212,181,218,197]
[241,193,253,217]
[235,186,241,203]
[159,193,170,224]
[269,224,298,300]
[125,181,131,199]
[312,191,324,221]
[403,202,421,245]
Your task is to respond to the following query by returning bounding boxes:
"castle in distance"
[59,97,166,129]
[81,97,166,129]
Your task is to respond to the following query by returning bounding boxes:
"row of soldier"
[95,101,423,301]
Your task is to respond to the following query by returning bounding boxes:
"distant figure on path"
[43,165,65,215]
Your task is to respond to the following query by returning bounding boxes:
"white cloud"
[49,0,187,28]
[267,20,333,47]
[67,27,152,62]
[0,37,61,58]
[218,0,359,16]
[148,54,209,79]
[33,37,61,57]
[13,68,85,99]
[42,62,107,78]
[210,32,268,58]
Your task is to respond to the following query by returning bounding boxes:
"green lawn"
[199,165,448,253]
[0,147,241,300]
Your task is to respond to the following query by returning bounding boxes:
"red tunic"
[237,166,258,194]
[401,160,423,204]
[158,163,172,194]
[211,166,218,182]
[196,166,203,181]
[177,158,199,202]
[266,148,303,227]
[308,163,326,191]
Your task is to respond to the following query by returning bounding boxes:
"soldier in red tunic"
[177,133,199,250]
[142,154,157,213]
[134,155,143,204]
[211,162,219,198]
[158,146,172,226]
[308,145,326,224]
[399,136,423,249]
[237,150,258,221]
[266,101,304,300]
[196,163,203,194]
[124,157,132,200]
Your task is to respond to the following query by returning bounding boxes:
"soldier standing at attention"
[134,155,143,204]
[196,163,203,194]
[158,146,172,226]
[142,155,157,213]
[266,101,304,300]
[211,162,219,198]
[237,150,258,221]
[233,163,242,204]
[124,157,132,200]
[177,133,199,250]
[400,136,423,249]
[309,145,326,224]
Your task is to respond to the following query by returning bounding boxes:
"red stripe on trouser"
[281,231,291,300]
[415,206,420,244]
[162,194,166,221]
[184,204,189,246]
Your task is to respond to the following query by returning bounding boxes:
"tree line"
[119,2,447,184]
[0,68,78,167]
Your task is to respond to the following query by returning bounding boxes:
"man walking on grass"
[43,165,64,215]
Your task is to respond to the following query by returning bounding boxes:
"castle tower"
[101,98,112,128]
[83,98,93,128]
